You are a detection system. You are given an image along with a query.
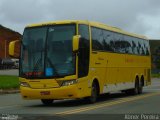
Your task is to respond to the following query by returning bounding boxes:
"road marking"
[150,85,160,87]
[0,105,20,110]
[55,92,160,115]
[144,89,160,91]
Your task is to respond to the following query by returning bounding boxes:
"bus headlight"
[20,82,30,87]
[61,80,77,86]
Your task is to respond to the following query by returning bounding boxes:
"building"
[0,25,21,59]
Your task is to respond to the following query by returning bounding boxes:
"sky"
[0,0,160,39]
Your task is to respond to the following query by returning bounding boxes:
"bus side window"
[134,38,140,55]
[142,40,146,55]
[78,24,90,78]
[139,39,145,55]
[123,36,132,54]
[145,41,150,55]
[114,33,123,53]
[132,40,137,55]
[91,27,103,51]
[103,30,114,52]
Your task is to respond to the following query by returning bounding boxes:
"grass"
[151,74,160,78]
[0,75,19,89]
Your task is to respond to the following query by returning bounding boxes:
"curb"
[0,89,20,95]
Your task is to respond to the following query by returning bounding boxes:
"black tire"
[125,80,139,95]
[134,80,139,95]
[41,99,54,105]
[89,82,98,103]
[138,80,143,94]
[124,89,132,95]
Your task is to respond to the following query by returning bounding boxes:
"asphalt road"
[0,78,160,120]
[0,69,19,76]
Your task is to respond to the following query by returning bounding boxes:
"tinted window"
[138,39,144,55]
[131,38,138,54]
[114,33,123,53]
[142,40,146,55]
[46,25,76,77]
[144,40,150,55]
[133,38,140,55]
[91,26,149,56]
[103,30,114,51]
[123,36,132,54]
[78,24,90,78]
[92,27,103,50]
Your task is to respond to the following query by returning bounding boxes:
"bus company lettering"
[125,58,148,63]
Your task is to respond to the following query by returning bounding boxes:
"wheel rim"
[138,81,143,94]
[91,84,97,102]
[135,82,139,94]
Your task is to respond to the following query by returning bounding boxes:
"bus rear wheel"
[138,80,143,94]
[134,80,139,95]
[125,79,139,95]
[41,99,54,105]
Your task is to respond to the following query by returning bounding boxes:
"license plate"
[40,91,50,95]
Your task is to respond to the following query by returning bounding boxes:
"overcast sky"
[0,0,160,39]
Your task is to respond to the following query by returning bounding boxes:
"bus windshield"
[20,24,76,78]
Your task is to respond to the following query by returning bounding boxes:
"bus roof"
[26,20,147,40]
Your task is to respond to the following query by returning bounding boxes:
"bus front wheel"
[89,82,98,103]
[41,99,54,105]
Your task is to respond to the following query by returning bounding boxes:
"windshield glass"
[46,25,76,77]
[20,24,76,78]
[21,27,47,78]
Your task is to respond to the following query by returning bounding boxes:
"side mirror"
[9,40,21,58]
[72,35,80,52]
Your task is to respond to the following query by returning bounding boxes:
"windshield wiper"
[46,57,59,76]
[33,49,44,71]
[33,57,42,72]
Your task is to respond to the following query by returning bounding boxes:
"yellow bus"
[9,20,151,105]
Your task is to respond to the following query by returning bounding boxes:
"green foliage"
[151,74,160,78]
[0,75,19,89]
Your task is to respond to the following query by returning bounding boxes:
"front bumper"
[20,84,81,100]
